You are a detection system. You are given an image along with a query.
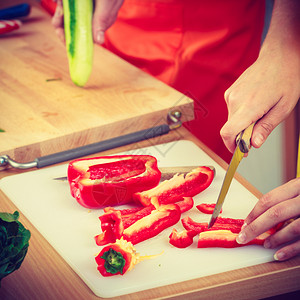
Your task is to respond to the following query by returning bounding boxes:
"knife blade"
[208,123,255,228]
[53,165,216,182]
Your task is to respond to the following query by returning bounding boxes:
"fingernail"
[264,240,271,249]
[253,134,264,147]
[96,31,104,44]
[241,222,247,230]
[236,232,246,244]
[274,251,285,261]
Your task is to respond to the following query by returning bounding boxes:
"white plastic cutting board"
[0,140,277,298]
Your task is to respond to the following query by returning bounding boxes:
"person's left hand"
[51,0,124,44]
[236,178,300,261]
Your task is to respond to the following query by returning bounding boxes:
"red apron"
[104,0,265,163]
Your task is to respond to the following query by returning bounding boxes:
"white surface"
[0,140,278,298]
[238,123,284,194]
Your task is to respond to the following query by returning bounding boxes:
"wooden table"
[0,0,193,163]
[0,127,300,300]
[0,1,299,299]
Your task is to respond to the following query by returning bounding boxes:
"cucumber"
[62,0,93,87]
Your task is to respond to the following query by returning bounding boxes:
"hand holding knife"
[208,123,255,228]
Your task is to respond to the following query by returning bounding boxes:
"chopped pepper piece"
[133,166,214,206]
[176,197,194,213]
[68,155,161,208]
[122,203,181,245]
[95,238,162,276]
[95,203,181,246]
[169,228,198,248]
[197,229,279,248]
[95,210,124,246]
[95,238,139,276]
[196,203,222,214]
[181,216,243,233]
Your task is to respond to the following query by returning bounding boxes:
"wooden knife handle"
[236,123,255,153]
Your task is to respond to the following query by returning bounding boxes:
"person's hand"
[236,178,300,261]
[220,0,300,154]
[51,0,124,44]
[92,0,124,44]
[51,0,64,42]
[220,47,300,153]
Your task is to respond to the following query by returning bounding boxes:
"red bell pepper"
[180,217,283,248]
[197,228,279,248]
[95,238,162,276]
[95,203,181,246]
[95,238,139,276]
[133,166,214,206]
[122,203,181,245]
[181,216,243,234]
[196,203,222,214]
[95,210,124,246]
[68,155,161,208]
[169,228,198,248]
[95,206,155,245]
[176,197,194,213]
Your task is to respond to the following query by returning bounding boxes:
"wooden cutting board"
[0,140,279,299]
[0,1,193,163]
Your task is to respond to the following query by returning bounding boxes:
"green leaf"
[0,211,19,222]
[0,211,30,282]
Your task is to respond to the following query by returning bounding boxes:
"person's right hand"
[51,0,124,44]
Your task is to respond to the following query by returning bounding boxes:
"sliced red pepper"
[197,229,279,248]
[95,203,180,246]
[122,204,181,245]
[181,216,243,234]
[176,197,194,213]
[95,239,135,276]
[95,210,124,245]
[196,203,222,214]
[106,206,155,229]
[181,216,207,233]
[104,206,144,216]
[68,155,161,208]
[169,228,198,248]
[133,166,214,206]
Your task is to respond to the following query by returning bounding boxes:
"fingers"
[93,0,124,45]
[251,97,294,148]
[51,0,65,43]
[237,178,300,260]
[244,178,300,225]
[237,196,300,244]
[265,218,300,251]
[274,237,300,261]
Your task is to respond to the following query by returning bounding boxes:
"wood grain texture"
[0,0,193,163]
[0,127,299,300]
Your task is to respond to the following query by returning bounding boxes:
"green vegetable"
[62,0,93,86]
[0,211,31,283]
[100,248,126,275]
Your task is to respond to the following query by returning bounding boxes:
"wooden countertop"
[0,0,193,163]
[0,127,299,300]
[0,1,299,299]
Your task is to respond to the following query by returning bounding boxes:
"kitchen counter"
[0,127,300,300]
[0,0,193,163]
[0,1,299,299]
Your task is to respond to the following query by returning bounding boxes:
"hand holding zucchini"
[62,0,93,86]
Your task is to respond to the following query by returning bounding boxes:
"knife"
[208,123,255,228]
[53,165,216,181]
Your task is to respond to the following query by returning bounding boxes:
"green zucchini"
[63,0,93,87]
